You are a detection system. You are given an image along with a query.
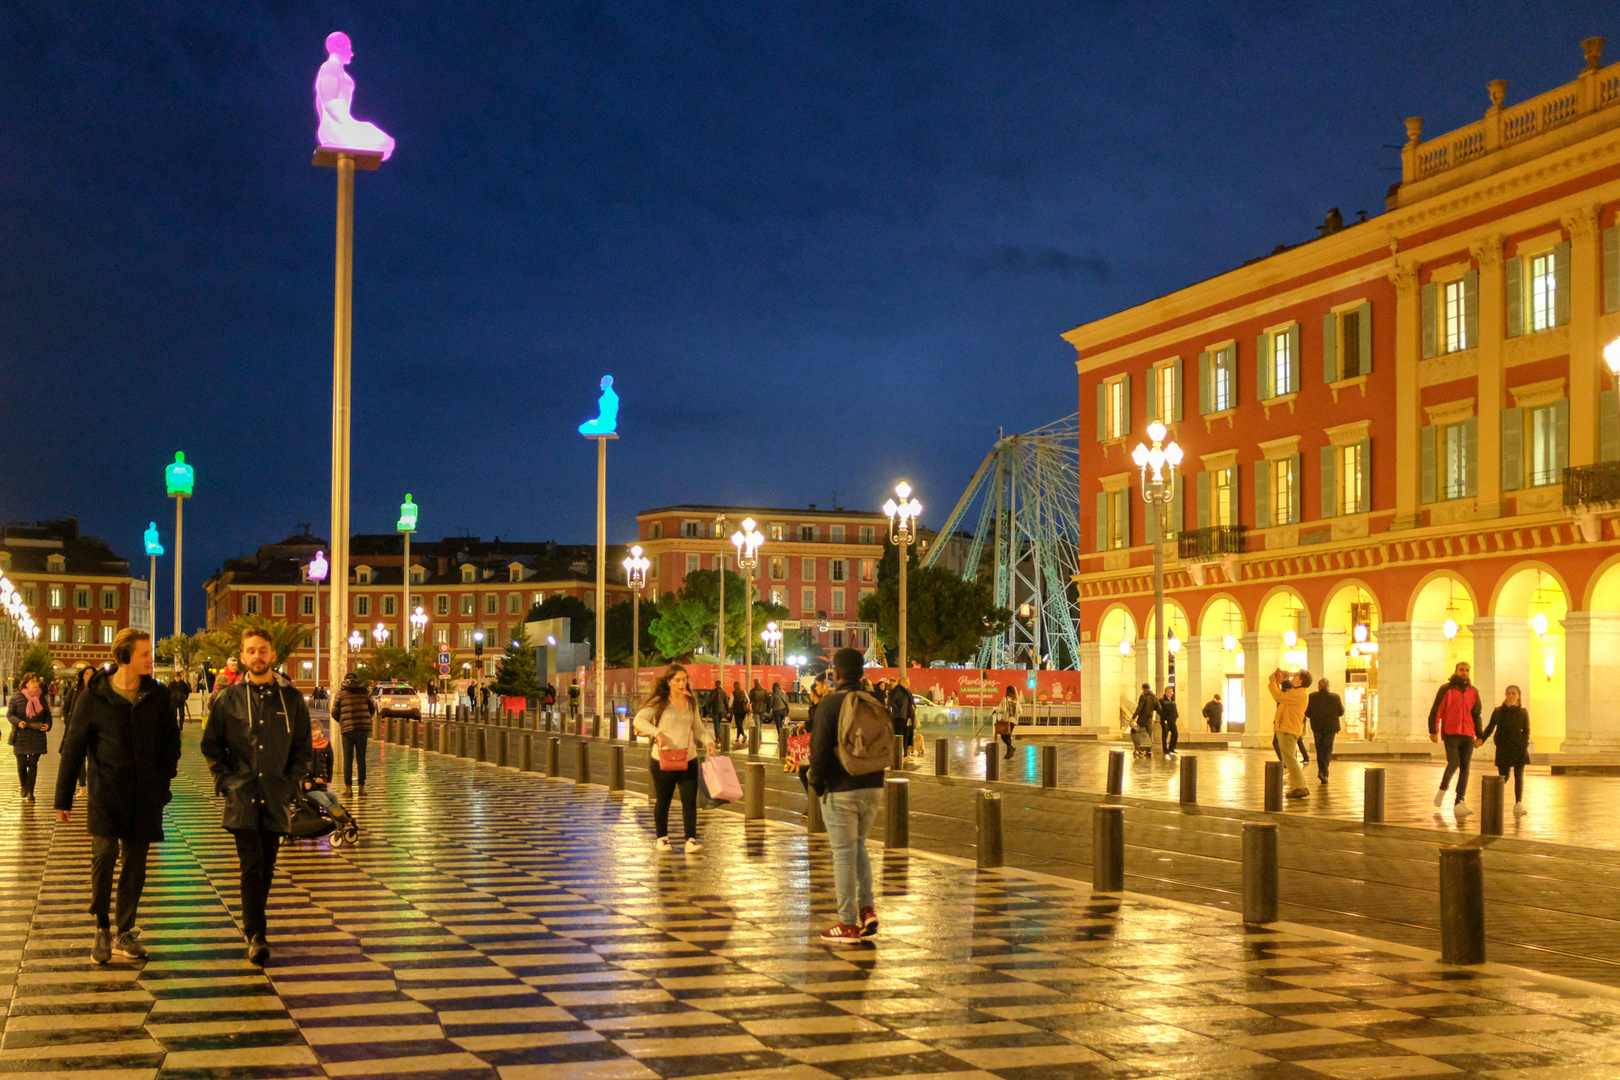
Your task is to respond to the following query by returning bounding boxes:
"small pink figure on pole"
[315,32,395,160]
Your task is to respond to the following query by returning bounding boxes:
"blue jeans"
[820,788,880,927]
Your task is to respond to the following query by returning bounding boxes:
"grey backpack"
[836,690,895,775]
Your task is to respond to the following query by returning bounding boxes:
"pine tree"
[492,620,543,700]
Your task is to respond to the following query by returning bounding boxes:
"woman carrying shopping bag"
[633,664,717,854]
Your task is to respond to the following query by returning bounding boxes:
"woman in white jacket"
[633,664,717,853]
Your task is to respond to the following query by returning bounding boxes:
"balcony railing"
[1563,460,1620,509]
[1178,526,1246,562]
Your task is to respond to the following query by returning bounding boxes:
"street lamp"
[373,622,388,648]
[410,605,428,648]
[164,452,193,640]
[761,621,782,666]
[347,628,364,672]
[622,544,651,705]
[473,629,486,709]
[730,517,764,703]
[397,494,417,648]
[882,481,923,672]
[1132,420,1183,698]
[309,551,329,693]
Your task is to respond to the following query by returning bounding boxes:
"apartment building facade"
[1068,38,1620,753]
[0,518,140,669]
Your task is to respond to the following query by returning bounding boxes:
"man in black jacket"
[806,648,884,945]
[887,676,916,757]
[202,627,313,965]
[1131,684,1157,730]
[56,628,181,964]
[1305,678,1345,783]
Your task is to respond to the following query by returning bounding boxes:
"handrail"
[1563,460,1620,509]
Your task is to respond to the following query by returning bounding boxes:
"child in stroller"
[291,721,360,846]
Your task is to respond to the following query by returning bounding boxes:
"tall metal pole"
[630,587,640,706]
[1153,491,1166,696]
[173,495,184,639]
[328,153,356,699]
[314,577,321,693]
[897,541,908,673]
[715,514,727,694]
[401,530,410,649]
[594,435,607,728]
[150,554,158,642]
[744,567,753,700]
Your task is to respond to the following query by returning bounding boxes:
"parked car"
[376,683,424,719]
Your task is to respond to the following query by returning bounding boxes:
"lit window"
[459,628,473,647]
[1529,252,1557,333]
[770,588,786,606]
[1157,363,1176,420]
[1340,444,1364,515]
[1211,468,1233,527]
[1105,489,1128,550]
[1271,458,1295,526]
[1214,348,1234,411]
[100,624,115,645]
[1529,403,1563,486]
[434,627,449,645]
[769,557,787,580]
[860,559,874,582]
[767,523,784,540]
[831,590,845,613]
[1444,423,1470,500]
[49,623,63,643]
[48,585,63,609]
[272,594,285,616]
[1107,378,1127,438]
[459,595,475,615]
[73,623,89,643]
[1444,280,1469,353]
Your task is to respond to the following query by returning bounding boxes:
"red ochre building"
[1068,38,1620,755]
[0,518,144,673]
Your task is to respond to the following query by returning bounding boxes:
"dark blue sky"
[1,2,1613,629]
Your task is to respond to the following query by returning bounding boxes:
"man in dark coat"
[1202,693,1223,733]
[1131,684,1157,731]
[1305,678,1345,782]
[55,629,181,964]
[331,673,374,796]
[201,627,313,965]
[887,676,916,757]
[168,669,191,727]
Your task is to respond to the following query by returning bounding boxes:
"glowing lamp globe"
[1353,623,1368,643]
[1147,421,1167,443]
[1168,635,1181,655]
[144,522,164,557]
[1443,619,1459,640]
[1283,629,1297,648]
[1118,639,1132,657]
[397,494,418,533]
[1223,633,1237,651]
[165,452,194,497]
[1532,612,1549,637]
[1605,337,1620,376]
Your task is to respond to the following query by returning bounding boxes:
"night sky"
[2,2,1614,630]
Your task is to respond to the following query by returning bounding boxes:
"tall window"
[355,595,369,617]
[798,525,818,542]
[246,594,260,615]
[73,623,89,643]
[1444,280,1469,353]
[75,587,90,609]
[434,627,449,645]
[860,559,874,582]
[831,525,845,543]
[830,560,846,581]
[436,595,450,615]
[1107,378,1127,438]
[770,588,786,606]
[484,593,498,615]
[1340,443,1364,515]
[1530,403,1562,486]
[1157,363,1176,420]
[1272,332,1293,396]
[767,523,784,540]
[1444,423,1470,500]
[681,520,701,538]
[383,595,397,617]
[831,590,845,613]
[302,594,315,616]
[859,526,874,544]
[802,559,815,582]
[100,624,115,645]
[686,554,699,573]
[769,557,787,579]
[1271,458,1295,526]
[1529,251,1558,333]
[48,623,63,643]
[1099,489,1129,550]
[831,630,844,648]
[1211,468,1233,527]
[101,589,116,610]
[507,593,522,614]
[801,588,815,611]
[650,523,663,539]
[272,594,285,616]
[459,595,474,615]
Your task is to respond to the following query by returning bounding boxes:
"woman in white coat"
[633,664,717,853]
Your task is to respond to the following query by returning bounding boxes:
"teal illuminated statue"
[165,452,194,497]
[144,522,164,557]
[578,376,619,435]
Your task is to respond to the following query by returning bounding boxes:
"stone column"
[1469,616,1530,715]
[1182,636,1224,725]
[1371,621,1448,751]
[1561,612,1620,751]
[1093,641,1135,731]
[1390,264,1423,529]
[1472,235,1505,518]
[1565,206,1602,466]
[1079,642,1103,729]
[1240,631,1268,748]
[1304,628,1349,689]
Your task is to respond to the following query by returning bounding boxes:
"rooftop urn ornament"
[578,376,619,435]
[397,494,418,533]
[144,523,164,558]
[315,32,395,160]
[165,452,194,497]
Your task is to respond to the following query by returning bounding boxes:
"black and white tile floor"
[3,732,1619,1079]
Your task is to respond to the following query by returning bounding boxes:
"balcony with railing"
[1178,526,1247,563]
[1564,460,1620,510]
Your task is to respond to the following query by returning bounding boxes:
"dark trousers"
[232,828,282,939]
[1499,763,1525,801]
[342,730,368,787]
[1161,721,1179,755]
[15,753,39,796]
[651,761,699,840]
[999,730,1014,752]
[90,835,150,934]
[1313,730,1336,780]
[1439,733,1474,802]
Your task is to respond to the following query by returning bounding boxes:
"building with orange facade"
[1068,38,1620,756]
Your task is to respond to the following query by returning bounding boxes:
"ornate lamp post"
[373,622,388,649]
[730,518,764,702]
[347,628,364,673]
[761,621,783,666]
[1132,421,1184,700]
[410,605,428,649]
[883,482,923,672]
[308,551,329,692]
[164,452,193,639]
[473,629,486,710]
[621,544,650,705]
[397,494,417,648]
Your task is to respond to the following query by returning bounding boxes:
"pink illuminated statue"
[315,32,395,160]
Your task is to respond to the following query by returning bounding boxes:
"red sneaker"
[859,907,879,937]
[818,923,863,946]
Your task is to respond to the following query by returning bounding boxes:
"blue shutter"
[1422,281,1438,359]
[1554,241,1571,327]
[1553,396,1569,482]
[1095,492,1108,551]
[1253,459,1271,528]
[1322,311,1338,384]
[1320,445,1338,518]
[1357,437,1371,512]
[1463,270,1479,349]
[1420,425,1438,504]
[1198,351,1212,415]
[1287,324,1301,394]
[1357,302,1372,376]
[1464,416,1479,498]
[1605,225,1620,314]
[1505,255,1522,338]
[1501,407,1523,492]
[1197,470,1211,529]
[1601,389,1620,463]
[1172,356,1184,422]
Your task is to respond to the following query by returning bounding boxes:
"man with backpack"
[807,647,891,946]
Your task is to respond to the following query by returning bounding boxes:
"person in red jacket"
[1427,661,1482,817]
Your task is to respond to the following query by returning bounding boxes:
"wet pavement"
[6,732,1620,1078]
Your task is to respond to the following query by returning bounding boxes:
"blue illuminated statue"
[144,522,164,557]
[578,375,619,436]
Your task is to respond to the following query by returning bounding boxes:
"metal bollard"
[547,736,560,777]
[749,723,761,757]
[609,744,625,792]
[521,733,533,772]
[746,760,766,820]
[592,715,602,739]
[1264,760,1283,812]
[1242,822,1279,923]
[576,740,591,785]
[806,787,826,834]
[976,790,1003,869]
[885,777,909,849]
[1179,755,1198,805]
[475,727,487,763]
[1041,745,1057,788]
[454,724,466,758]
[720,726,732,754]
[1092,805,1124,892]
[1106,749,1125,796]
[438,723,448,754]
[1439,846,1486,965]
[777,726,787,758]
[892,735,903,771]
[984,744,1000,782]
[935,737,949,777]
[1479,775,1504,836]
[1364,767,1386,824]
[496,729,508,768]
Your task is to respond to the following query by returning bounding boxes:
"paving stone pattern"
[4,733,1620,1078]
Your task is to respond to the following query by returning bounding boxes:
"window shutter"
[1505,255,1523,338]
[1420,425,1438,504]
[1169,485,1183,537]
[1322,311,1338,383]
[1463,270,1479,349]
[1096,383,1107,441]
[1422,281,1438,359]
[1464,416,1479,498]
[1287,324,1301,394]
[1197,470,1211,529]
[1501,407,1524,492]
[1357,437,1371,512]
[1257,333,1273,400]
[1095,492,1108,551]
[1222,345,1239,407]
[1554,240,1571,326]
[1121,375,1132,436]
[1601,389,1620,463]
[1119,490,1131,547]
[1253,459,1271,528]
[1605,225,1620,313]
[1172,356,1184,422]
[1146,367,1160,424]
[1357,302,1372,376]
[1553,396,1570,481]
[1228,466,1241,526]
[1320,445,1338,518]
[1198,351,1212,415]
[1289,452,1302,524]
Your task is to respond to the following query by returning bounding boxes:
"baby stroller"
[1128,723,1154,759]
[288,783,360,847]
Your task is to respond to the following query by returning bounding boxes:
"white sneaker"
[1514,802,1527,817]
[1453,802,1472,818]
[655,836,671,852]
[1433,789,1445,807]
[685,838,703,854]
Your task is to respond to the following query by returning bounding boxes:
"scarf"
[312,726,330,750]
[21,687,41,718]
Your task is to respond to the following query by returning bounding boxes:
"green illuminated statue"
[397,493,418,532]
[165,452,194,497]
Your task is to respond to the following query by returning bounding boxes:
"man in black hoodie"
[807,648,885,946]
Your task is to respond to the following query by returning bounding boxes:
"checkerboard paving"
[2,732,1618,1079]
